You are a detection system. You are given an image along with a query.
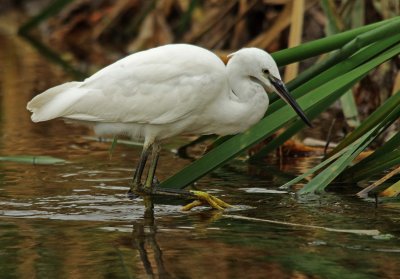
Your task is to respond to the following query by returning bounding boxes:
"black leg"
[144,143,161,191]
[129,144,151,194]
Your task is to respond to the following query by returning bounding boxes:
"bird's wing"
[59,45,227,125]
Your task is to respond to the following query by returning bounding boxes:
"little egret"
[27,44,311,210]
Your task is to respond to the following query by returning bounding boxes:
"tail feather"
[27,81,84,122]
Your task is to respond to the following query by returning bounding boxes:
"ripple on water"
[0,166,182,222]
[0,192,183,221]
[239,187,288,194]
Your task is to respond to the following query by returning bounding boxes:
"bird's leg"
[144,143,161,192]
[131,143,232,211]
[129,144,151,195]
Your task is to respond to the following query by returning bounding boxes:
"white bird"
[27,44,311,210]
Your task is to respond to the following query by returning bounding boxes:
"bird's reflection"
[132,197,170,278]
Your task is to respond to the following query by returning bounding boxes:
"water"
[1,14,400,279]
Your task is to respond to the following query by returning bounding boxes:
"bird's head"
[227,48,312,127]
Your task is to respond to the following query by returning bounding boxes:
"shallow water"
[1,14,400,279]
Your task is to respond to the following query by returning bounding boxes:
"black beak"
[269,76,312,127]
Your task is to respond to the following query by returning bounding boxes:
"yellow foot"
[181,190,232,211]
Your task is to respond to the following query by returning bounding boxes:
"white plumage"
[27,44,279,144]
[27,44,310,209]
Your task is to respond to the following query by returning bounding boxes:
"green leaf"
[280,141,358,190]
[343,129,400,182]
[350,149,400,182]
[283,17,400,91]
[329,90,400,158]
[339,91,360,128]
[298,91,400,194]
[298,129,377,195]
[272,17,399,66]
[0,156,67,165]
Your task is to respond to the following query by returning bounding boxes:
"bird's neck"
[228,73,249,102]
[204,64,270,135]
[226,63,266,103]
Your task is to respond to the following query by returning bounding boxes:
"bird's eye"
[262,69,269,75]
